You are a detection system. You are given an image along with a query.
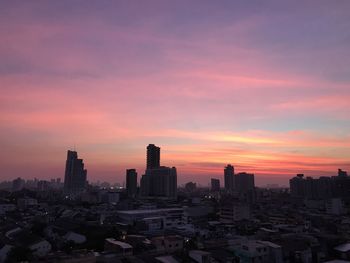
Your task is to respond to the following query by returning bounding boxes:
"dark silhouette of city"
[1,1,350,262]
[0,144,349,262]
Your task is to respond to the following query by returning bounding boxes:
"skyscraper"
[126,169,138,198]
[224,164,234,192]
[235,172,255,203]
[64,150,87,195]
[235,172,255,193]
[141,144,177,199]
[147,144,160,169]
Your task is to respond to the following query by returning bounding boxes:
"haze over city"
[1,1,350,186]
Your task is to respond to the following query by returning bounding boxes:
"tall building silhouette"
[289,170,350,199]
[141,144,177,199]
[140,166,177,199]
[64,150,87,195]
[126,169,137,198]
[147,144,160,169]
[235,172,255,193]
[224,164,234,192]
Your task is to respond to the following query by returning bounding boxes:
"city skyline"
[1,145,348,188]
[1,1,350,186]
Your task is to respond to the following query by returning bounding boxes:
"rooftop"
[105,238,132,249]
[117,208,183,215]
[155,255,180,263]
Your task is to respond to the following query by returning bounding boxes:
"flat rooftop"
[105,239,132,249]
[117,208,183,215]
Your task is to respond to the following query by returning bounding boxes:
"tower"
[64,150,87,195]
[147,144,160,169]
[224,164,234,192]
[141,144,177,199]
[126,169,138,198]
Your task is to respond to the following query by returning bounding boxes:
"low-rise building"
[117,207,183,229]
[220,203,251,223]
[151,235,183,254]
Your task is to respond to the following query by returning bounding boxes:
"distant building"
[64,150,87,196]
[140,144,177,199]
[289,174,305,198]
[224,164,234,192]
[147,144,160,169]
[339,169,348,177]
[220,202,251,222]
[211,178,220,191]
[126,169,137,198]
[37,180,50,191]
[185,181,196,192]
[289,170,350,200]
[117,207,184,230]
[140,166,177,199]
[12,177,25,192]
[235,172,255,193]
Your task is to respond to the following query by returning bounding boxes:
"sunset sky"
[1,1,350,186]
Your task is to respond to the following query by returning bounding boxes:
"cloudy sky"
[1,0,350,186]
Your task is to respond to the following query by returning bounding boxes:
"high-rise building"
[147,144,160,169]
[289,170,350,200]
[232,172,256,203]
[126,169,137,198]
[224,164,234,192]
[211,178,220,192]
[235,172,255,193]
[140,166,177,199]
[64,150,87,195]
[141,144,177,199]
[289,174,305,198]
